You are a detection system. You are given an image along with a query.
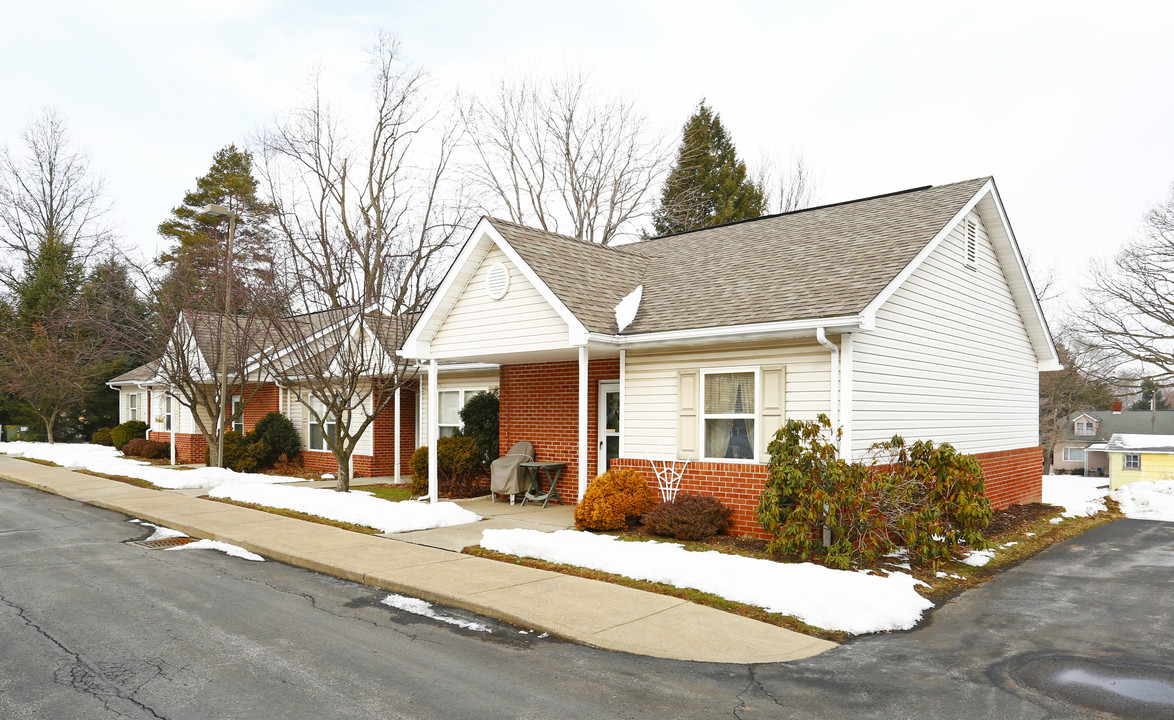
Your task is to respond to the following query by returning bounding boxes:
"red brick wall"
[614,445,1044,539]
[149,431,207,464]
[371,382,417,478]
[230,382,280,432]
[301,450,375,477]
[499,358,620,502]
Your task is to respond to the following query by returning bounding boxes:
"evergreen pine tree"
[1129,379,1170,410]
[156,144,275,313]
[651,101,766,236]
[12,234,83,326]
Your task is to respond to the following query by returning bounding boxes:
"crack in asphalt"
[733,665,786,719]
[0,592,168,719]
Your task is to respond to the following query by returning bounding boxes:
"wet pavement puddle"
[1012,655,1174,718]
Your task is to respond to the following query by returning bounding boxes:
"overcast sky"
[2,1,1171,319]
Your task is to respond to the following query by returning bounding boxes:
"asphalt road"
[2,479,1173,719]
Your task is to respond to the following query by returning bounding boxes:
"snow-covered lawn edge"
[210,483,480,533]
[381,594,491,632]
[480,528,932,635]
[1,441,304,490]
[1041,475,1109,518]
[1112,480,1174,521]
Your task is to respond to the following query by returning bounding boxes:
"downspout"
[815,327,840,452]
[168,386,176,466]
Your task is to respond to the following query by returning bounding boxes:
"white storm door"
[598,381,620,476]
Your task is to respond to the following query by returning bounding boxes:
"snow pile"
[209,483,480,533]
[614,285,643,332]
[481,529,933,634]
[1112,480,1174,521]
[168,539,265,561]
[381,594,492,632]
[130,519,188,542]
[962,549,994,567]
[1041,474,1108,518]
[1,441,304,490]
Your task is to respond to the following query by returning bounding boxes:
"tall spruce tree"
[156,144,276,315]
[651,101,766,236]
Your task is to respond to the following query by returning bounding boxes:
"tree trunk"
[43,415,55,444]
[335,453,351,493]
[205,434,221,468]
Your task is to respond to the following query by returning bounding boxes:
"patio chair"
[490,441,535,504]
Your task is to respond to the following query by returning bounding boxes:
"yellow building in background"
[1105,434,1174,490]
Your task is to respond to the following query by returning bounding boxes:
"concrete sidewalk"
[0,454,836,664]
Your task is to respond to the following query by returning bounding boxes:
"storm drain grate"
[131,537,199,549]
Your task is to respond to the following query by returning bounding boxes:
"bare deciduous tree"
[0,108,112,286]
[1074,182,1174,394]
[255,33,472,491]
[756,151,823,214]
[463,69,668,245]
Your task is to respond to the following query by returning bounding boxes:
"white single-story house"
[402,176,1060,536]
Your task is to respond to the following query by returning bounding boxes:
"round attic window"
[485,262,510,300]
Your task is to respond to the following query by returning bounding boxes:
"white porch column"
[578,345,589,500]
[168,387,176,466]
[839,334,853,460]
[394,386,401,483]
[618,349,626,458]
[428,359,438,503]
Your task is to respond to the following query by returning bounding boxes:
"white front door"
[598,381,620,476]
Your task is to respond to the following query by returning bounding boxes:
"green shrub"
[92,427,114,446]
[121,438,150,457]
[112,421,148,451]
[574,469,658,531]
[221,431,251,472]
[757,415,991,569]
[409,446,428,496]
[253,412,300,460]
[642,494,733,540]
[459,389,499,466]
[409,437,483,497]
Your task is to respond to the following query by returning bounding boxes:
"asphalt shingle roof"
[488,178,990,335]
[1066,410,1174,441]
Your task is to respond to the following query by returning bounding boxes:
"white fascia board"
[861,180,991,321]
[411,361,501,372]
[585,314,866,348]
[401,218,496,358]
[982,182,1063,371]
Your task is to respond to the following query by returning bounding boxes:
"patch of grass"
[207,496,382,534]
[351,483,414,503]
[15,457,60,468]
[464,545,848,644]
[77,470,158,490]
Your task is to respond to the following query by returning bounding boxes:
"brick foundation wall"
[301,450,376,478]
[150,431,207,464]
[499,358,620,503]
[614,445,1044,539]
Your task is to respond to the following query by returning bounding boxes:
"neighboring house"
[108,308,493,477]
[402,177,1060,536]
[1052,407,1174,475]
[1102,434,1174,489]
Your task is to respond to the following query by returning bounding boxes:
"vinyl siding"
[622,340,832,461]
[1108,451,1174,489]
[430,247,569,358]
[418,368,501,447]
[851,211,1039,456]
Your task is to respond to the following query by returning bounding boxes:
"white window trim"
[163,394,173,432]
[699,366,761,463]
[1062,446,1085,462]
[437,387,490,437]
[128,393,139,422]
[232,395,244,435]
[306,398,337,452]
[1124,453,1141,470]
[1074,420,1096,436]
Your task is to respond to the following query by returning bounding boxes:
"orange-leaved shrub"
[574,468,658,531]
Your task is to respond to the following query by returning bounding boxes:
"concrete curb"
[0,455,838,664]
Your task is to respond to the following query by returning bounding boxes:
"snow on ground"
[209,483,480,533]
[1,442,304,490]
[1112,480,1174,521]
[962,549,994,567]
[1042,474,1108,518]
[381,594,492,632]
[167,539,266,561]
[480,528,933,635]
[129,519,188,541]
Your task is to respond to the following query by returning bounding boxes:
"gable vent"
[485,262,510,300]
[963,219,977,270]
